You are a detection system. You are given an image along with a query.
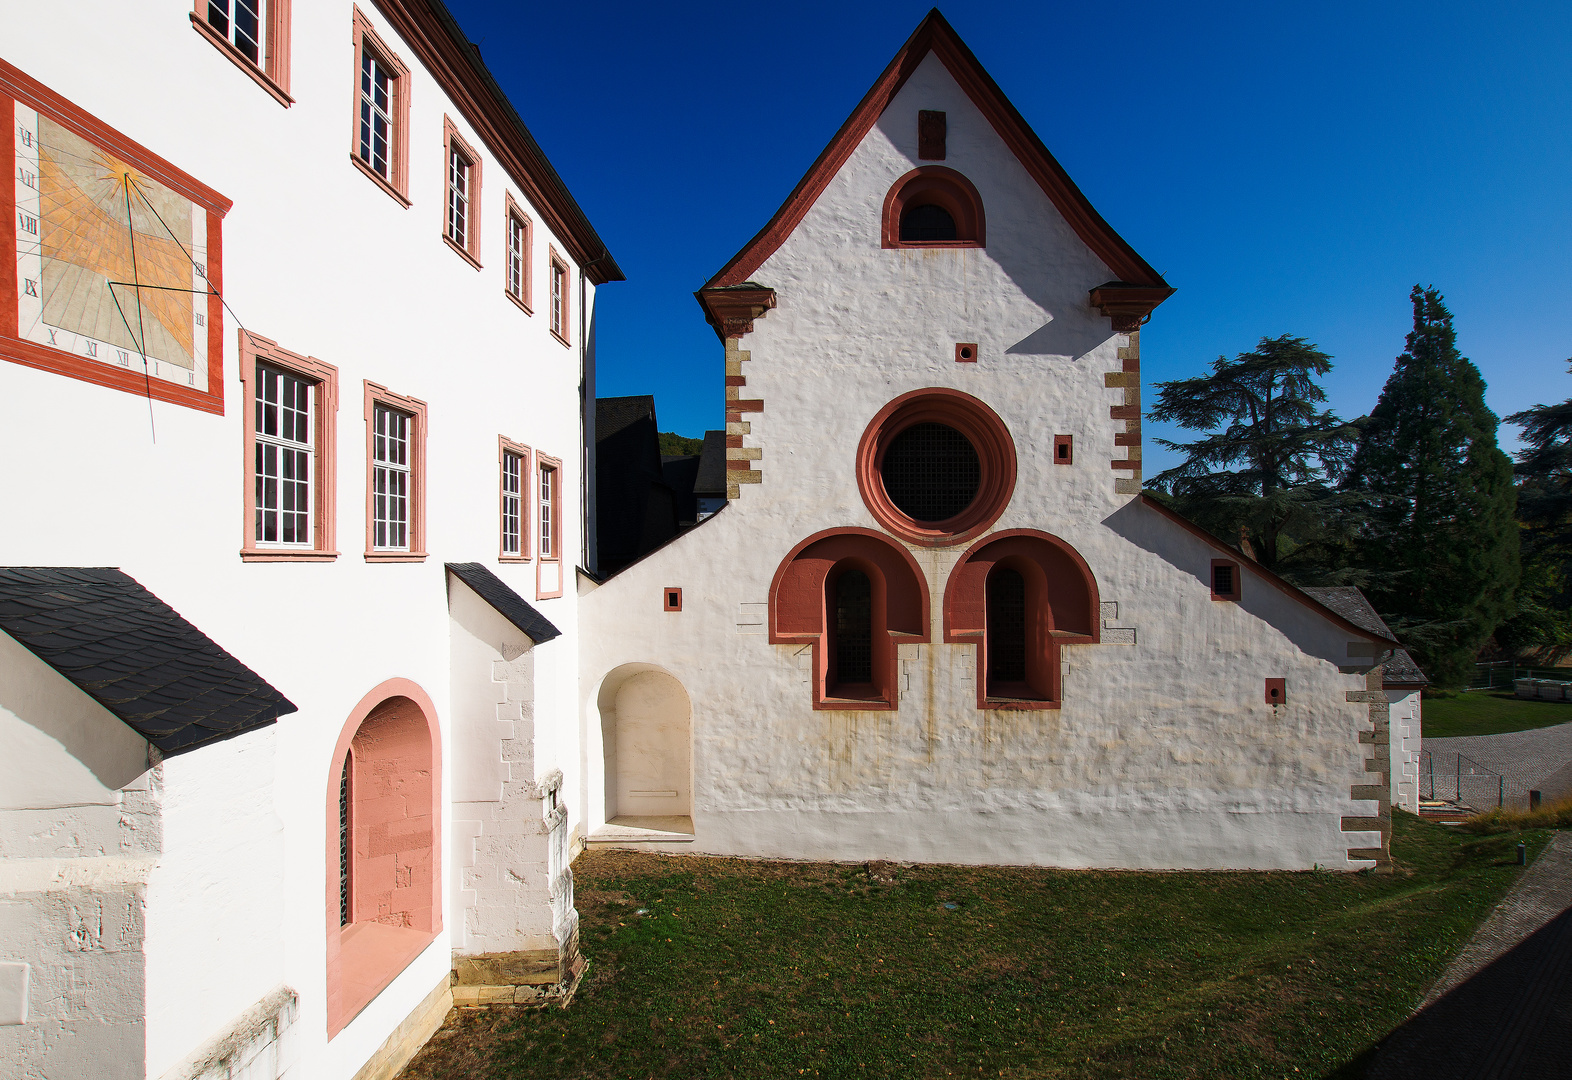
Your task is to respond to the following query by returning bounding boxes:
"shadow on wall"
[595,664,692,823]
[0,633,148,806]
[1100,498,1350,666]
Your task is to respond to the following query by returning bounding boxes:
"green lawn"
[1421,690,1572,738]
[401,815,1549,1080]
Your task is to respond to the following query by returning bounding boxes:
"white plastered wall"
[1388,688,1422,813]
[579,53,1383,871]
[2,3,595,1076]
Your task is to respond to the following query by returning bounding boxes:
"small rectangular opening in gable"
[1054,434,1073,464]
[918,110,946,160]
[664,588,682,612]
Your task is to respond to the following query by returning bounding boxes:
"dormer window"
[900,203,957,242]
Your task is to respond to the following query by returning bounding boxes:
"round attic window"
[856,389,1016,547]
[880,422,980,522]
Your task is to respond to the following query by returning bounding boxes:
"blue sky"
[446,1,1572,473]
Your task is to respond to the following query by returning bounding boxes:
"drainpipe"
[579,255,610,576]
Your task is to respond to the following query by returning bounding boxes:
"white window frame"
[502,449,523,556]
[207,0,267,66]
[254,362,314,548]
[359,48,394,181]
[538,461,556,559]
[506,215,525,300]
[372,403,411,551]
[447,144,471,249]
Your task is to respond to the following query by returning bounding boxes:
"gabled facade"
[0,3,615,1078]
[579,12,1406,872]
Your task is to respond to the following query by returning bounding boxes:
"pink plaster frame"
[324,678,443,1037]
[239,330,339,561]
[547,246,571,346]
[190,0,294,106]
[363,380,429,562]
[536,452,563,598]
[441,115,483,269]
[349,6,412,207]
[502,193,533,314]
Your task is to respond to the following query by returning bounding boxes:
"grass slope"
[1420,691,1572,738]
[402,815,1547,1080]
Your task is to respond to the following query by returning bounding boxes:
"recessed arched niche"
[944,529,1100,709]
[881,165,985,249]
[769,527,930,709]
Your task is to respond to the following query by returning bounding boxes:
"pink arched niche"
[325,678,443,1037]
[769,527,929,710]
[944,530,1099,710]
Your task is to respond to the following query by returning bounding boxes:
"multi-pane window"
[447,145,471,249]
[359,49,394,181]
[550,260,567,340]
[538,462,556,558]
[207,0,265,65]
[254,364,313,546]
[501,450,523,556]
[507,214,526,301]
[372,404,411,550]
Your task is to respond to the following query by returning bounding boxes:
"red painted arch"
[769,527,930,710]
[856,388,1017,547]
[325,678,442,1036]
[881,165,986,248]
[944,529,1100,709]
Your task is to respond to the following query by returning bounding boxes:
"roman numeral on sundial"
[18,211,37,235]
[17,167,35,189]
[23,279,37,298]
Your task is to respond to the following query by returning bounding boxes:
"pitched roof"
[445,563,561,644]
[1301,587,1428,687]
[596,395,657,442]
[0,567,296,756]
[370,1,622,283]
[1137,495,1399,645]
[702,8,1170,293]
[694,430,729,496]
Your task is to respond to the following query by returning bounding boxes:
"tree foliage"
[1343,286,1518,687]
[1148,334,1361,580]
[1497,362,1572,662]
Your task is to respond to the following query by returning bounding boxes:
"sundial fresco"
[13,106,210,390]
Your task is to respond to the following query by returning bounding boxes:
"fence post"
[1499,775,1504,809]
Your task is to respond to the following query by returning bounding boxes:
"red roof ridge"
[702,8,1169,292]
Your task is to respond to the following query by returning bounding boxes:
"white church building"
[0,6,1421,1080]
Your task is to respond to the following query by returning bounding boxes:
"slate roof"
[596,395,657,441]
[1301,586,1428,687]
[694,430,729,496]
[445,563,561,644]
[0,567,296,756]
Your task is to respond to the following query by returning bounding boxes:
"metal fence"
[1467,661,1572,692]
[1420,749,1517,811]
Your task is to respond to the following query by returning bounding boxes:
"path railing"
[1420,749,1514,810]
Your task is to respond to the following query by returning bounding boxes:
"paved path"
[1366,831,1572,1078]
[1424,718,1572,809]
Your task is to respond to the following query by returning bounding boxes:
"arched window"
[832,568,873,687]
[881,166,985,248]
[944,530,1099,710]
[769,528,930,709]
[326,681,441,1037]
[899,203,957,242]
[986,565,1027,693]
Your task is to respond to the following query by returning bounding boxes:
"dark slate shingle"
[0,567,297,756]
[1300,585,1427,686]
[445,563,561,644]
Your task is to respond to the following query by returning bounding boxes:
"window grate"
[900,203,957,242]
[880,422,980,523]
[339,753,351,927]
[1213,564,1234,597]
[834,570,873,684]
[987,567,1027,684]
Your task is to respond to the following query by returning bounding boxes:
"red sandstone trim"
[943,529,1100,710]
[547,247,571,346]
[855,388,1016,547]
[664,587,682,612]
[189,1,294,106]
[536,452,563,598]
[442,115,483,268]
[325,678,443,1038]
[1053,434,1073,465]
[502,193,533,313]
[239,331,339,561]
[955,343,977,363]
[768,527,931,711]
[363,380,429,561]
[881,166,985,249]
[701,11,1167,291]
[1210,558,1241,602]
[1265,678,1286,705]
[497,435,531,562]
[350,7,412,207]
[0,64,231,414]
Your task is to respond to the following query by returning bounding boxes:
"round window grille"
[879,422,980,523]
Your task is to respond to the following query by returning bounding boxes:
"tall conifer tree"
[1344,286,1518,686]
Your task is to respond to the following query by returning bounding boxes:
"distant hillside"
[658,431,705,456]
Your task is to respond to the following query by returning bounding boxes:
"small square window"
[1265,678,1286,705]
[664,588,682,612]
[1054,434,1073,464]
[192,0,293,105]
[954,342,977,363]
[1211,559,1241,601]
